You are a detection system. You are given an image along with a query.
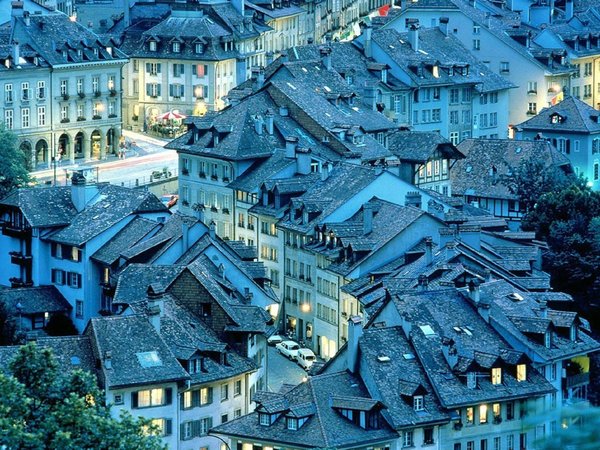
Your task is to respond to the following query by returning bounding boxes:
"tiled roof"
[452,139,572,200]
[226,149,295,193]
[113,264,185,305]
[213,371,398,447]
[387,131,464,163]
[0,285,71,315]
[88,314,189,388]
[0,187,77,228]
[517,95,600,133]
[91,216,159,265]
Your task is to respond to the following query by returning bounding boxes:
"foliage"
[0,124,31,199]
[521,183,600,305]
[0,301,16,345]
[530,405,600,449]
[44,314,78,337]
[0,342,166,450]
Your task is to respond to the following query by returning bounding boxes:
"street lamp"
[15,302,23,337]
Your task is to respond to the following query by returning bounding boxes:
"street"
[32,131,178,187]
[267,345,307,393]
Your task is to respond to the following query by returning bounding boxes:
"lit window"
[479,404,488,424]
[491,367,502,385]
[517,364,527,382]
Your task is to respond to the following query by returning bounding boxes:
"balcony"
[1,223,31,238]
[565,372,590,389]
[9,251,32,266]
[9,277,33,288]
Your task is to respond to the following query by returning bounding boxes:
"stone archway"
[74,131,85,160]
[106,128,116,156]
[35,139,49,168]
[90,130,101,160]
[58,133,70,161]
[19,141,33,171]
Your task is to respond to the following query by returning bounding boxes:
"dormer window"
[259,413,271,426]
[545,330,552,348]
[381,68,388,83]
[188,358,201,374]
[149,41,157,52]
[413,395,424,411]
[93,48,99,56]
[106,47,112,56]
[517,364,527,382]
[173,42,180,53]
[195,43,204,54]
[432,65,440,78]
[491,367,502,385]
[570,325,578,341]
[286,417,298,430]
[551,114,564,124]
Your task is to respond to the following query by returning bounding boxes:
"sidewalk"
[122,129,171,148]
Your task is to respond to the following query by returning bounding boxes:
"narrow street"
[266,346,307,393]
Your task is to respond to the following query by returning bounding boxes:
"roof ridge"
[307,376,330,447]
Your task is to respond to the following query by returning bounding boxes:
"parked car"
[276,340,301,360]
[267,334,284,346]
[296,348,317,370]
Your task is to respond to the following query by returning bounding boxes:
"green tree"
[0,123,31,199]
[531,405,600,449]
[0,301,16,345]
[44,314,78,337]
[0,342,166,450]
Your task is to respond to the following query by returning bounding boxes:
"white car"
[267,334,284,346]
[296,348,317,370]
[276,340,301,360]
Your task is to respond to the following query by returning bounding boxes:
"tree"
[531,405,600,449]
[0,301,16,345]
[44,314,78,337]
[0,123,31,199]
[0,342,166,450]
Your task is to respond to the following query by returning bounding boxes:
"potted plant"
[109,89,117,97]
[94,91,101,98]
[60,118,70,123]
[77,116,85,121]
[78,92,85,99]
[62,94,70,101]
[132,115,139,121]
[92,114,101,120]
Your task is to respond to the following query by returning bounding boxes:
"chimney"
[458,225,481,250]
[364,25,373,58]
[483,268,492,283]
[440,17,449,36]
[265,109,274,135]
[441,338,458,369]
[485,12,492,28]
[407,20,420,52]
[363,202,373,235]
[12,41,19,64]
[104,351,112,370]
[70,171,99,212]
[478,295,491,322]
[279,50,288,63]
[418,274,429,291]
[468,279,480,304]
[147,283,165,333]
[236,57,247,83]
[320,46,332,70]
[321,162,332,181]
[232,0,244,15]
[182,220,189,252]
[538,300,548,319]
[254,115,264,135]
[266,51,274,65]
[405,191,422,209]
[401,312,412,338]
[363,83,378,111]
[285,136,298,158]
[347,315,363,373]
[438,227,455,248]
[257,68,265,87]
[425,236,433,265]
[296,147,312,175]
[209,221,216,239]
[11,1,24,17]
[565,0,573,20]
[279,105,289,117]
[23,10,30,26]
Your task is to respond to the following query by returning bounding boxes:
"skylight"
[419,325,435,336]
[137,351,163,368]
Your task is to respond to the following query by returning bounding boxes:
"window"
[479,404,488,424]
[169,84,184,98]
[287,417,298,430]
[60,79,68,96]
[595,162,600,181]
[172,42,180,53]
[67,272,82,288]
[234,379,242,397]
[423,427,434,445]
[61,105,69,121]
[37,106,46,126]
[132,388,171,408]
[493,403,501,420]
[146,83,161,98]
[200,387,213,405]
[414,395,424,411]
[462,88,471,102]
[151,418,172,437]
[491,367,502,385]
[480,439,487,450]
[193,64,208,77]
[584,84,592,98]
[172,63,184,77]
[92,76,99,94]
[467,442,475,450]
[493,437,500,450]
[527,81,537,94]
[473,24,480,34]
[37,81,45,99]
[585,62,593,76]
[450,110,459,125]
[149,40,157,51]
[113,393,124,405]
[466,407,474,425]
[450,88,459,104]
[528,102,537,114]
[235,409,242,419]
[506,402,514,420]
[146,63,161,76]
[549,363,557,381]
[573,86,580,98]
[500,61,510,73]
[195,43,204,54]
[507,435,514,450]
[4,109,13,129]
[403,430,414,447]
[21,82,30,101]
[517,364,527,381]
[77,103,84,119]
[473,39,481,50]
[259,413,270,426]
[5,83,13,103]
[76,300,83,318]
[450,132,459,145]
[221,413,228,424]
[221,383,229,401]
[21,108,30,128]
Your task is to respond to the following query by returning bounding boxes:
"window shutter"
[61,270,66,285]
[192,420,201,437]
[566,139,571,154]
[131,392,138,408]
[169,84,174,97]
[165,387,173,405]
[77,273,82,288]
[207,416,213,429]
[207,387,213,404]
[146,63,150,73]
[203,85,208,98]
[157,84,162,96]
[203,65,208,76]
[146,84,151,96]
[192,390,200,407]
[165,419,172,436]
[180,393,185,410]
[77,249,82,262]
[192,64,197,76]
[181,85,185,97]
[51,243,57,257]
[180,423,186,439]
[157,63,161,74]
[180,64,184,75]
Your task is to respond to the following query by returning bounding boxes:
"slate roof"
[9,13,127,66]
[0,335,96,378]
[113,264,185,305]
[88,314,189,389]
[0,285,71,315]
[479,280,600,361]
[91,216,159,265]
[358,326,448,428]
[517,95,600,134]
[390,289,555,408]
[451,139,572,200]
[213,371,398,447]
[0,186,77,228]
[226,149,295,193]
[371,28,515,93]
[387,131,464,163]
[46,185,168,247]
